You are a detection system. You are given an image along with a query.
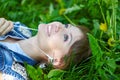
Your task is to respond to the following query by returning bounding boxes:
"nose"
[49,22,64,33]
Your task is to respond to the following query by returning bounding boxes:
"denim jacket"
[0,22,37,80]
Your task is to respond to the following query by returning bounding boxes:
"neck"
[17,36,48,62]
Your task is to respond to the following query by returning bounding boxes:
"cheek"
[48,35,71,53]
[48,36,64,49]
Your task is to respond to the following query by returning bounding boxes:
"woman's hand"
[0,18,13,36]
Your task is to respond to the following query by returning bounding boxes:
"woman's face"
[37,22,83,68]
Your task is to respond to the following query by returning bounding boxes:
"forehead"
[69,25,84,45]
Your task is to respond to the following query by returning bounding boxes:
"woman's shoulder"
[0,42,28,80]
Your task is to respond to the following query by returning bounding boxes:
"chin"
[53,64,68,70]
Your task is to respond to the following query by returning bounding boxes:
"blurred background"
[0,0,107,29]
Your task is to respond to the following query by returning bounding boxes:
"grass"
[0,0,120,80]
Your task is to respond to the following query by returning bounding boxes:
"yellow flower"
[59,8,66,15]
[107,38,115,47]
[100,23,107,32]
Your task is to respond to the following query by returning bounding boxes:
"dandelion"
[108,38,115,47]
[59,8,66,15]
[100,23,107,32]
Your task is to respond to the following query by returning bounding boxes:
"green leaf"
[26,65,38,80]
[37,67,43,75]
[49,3,54,15]
[98,69,109,80]
[50,77,61,80]
[48,69,65,79]
[64,4,84,14]
[92,19,100,37]
[106,59,117,72]
[79,18,89,24]
[87,33,103,57]
[87,33,103,69]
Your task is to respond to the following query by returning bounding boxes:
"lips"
[46,24,61,36]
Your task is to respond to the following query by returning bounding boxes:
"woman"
[0,18,90,80]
